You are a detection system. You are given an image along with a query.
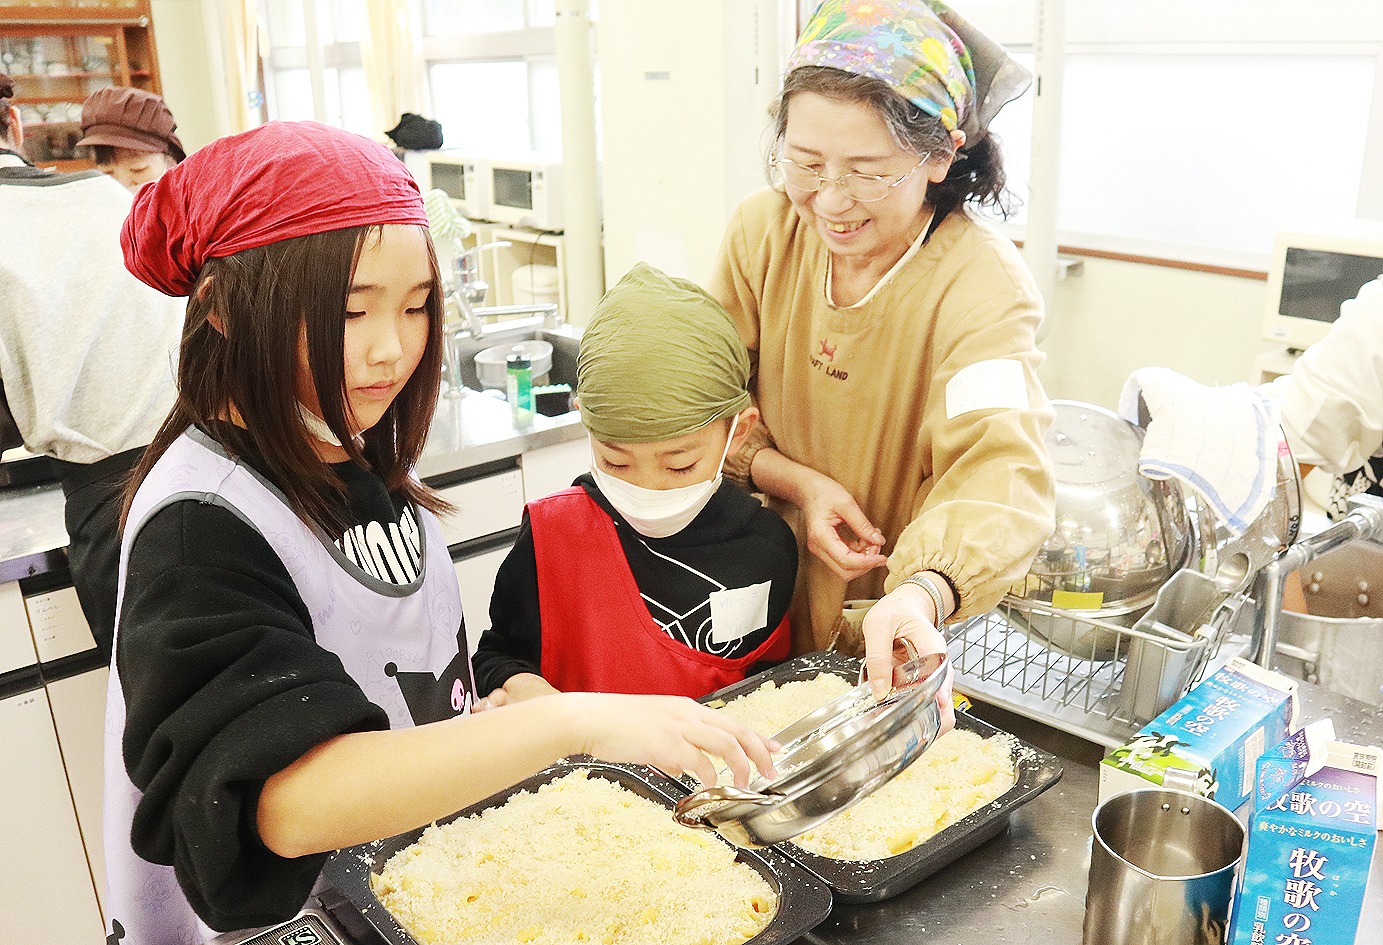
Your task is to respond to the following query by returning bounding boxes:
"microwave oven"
[403,149,489,221]
[1262,222,1383,351]
[486,154,565,232]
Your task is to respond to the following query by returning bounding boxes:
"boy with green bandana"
[473,264,798,702]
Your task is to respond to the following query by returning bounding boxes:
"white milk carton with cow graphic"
[1099,658,1299,812]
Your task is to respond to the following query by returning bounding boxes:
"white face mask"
[591,416,738,539]
[298,403,362,449]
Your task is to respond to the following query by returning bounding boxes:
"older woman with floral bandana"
[710,0,1055,717]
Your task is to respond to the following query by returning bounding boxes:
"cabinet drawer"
[0,687,104,943]
[24,585,96,663]
[521,438,589,502]
[47,668,110,920]
[434,469,524,546]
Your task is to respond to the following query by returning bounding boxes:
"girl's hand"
[799,476,888,581]
[565,693,780,788]
[860,583,956,732]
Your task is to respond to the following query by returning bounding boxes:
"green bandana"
[577,263,752,443]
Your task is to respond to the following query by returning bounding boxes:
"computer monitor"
[1263,222,1383,351]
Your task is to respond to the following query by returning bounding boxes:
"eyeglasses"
[772,155,930,203]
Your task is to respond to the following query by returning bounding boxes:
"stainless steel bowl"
[673,654,948,848]
[1008,402,1197,660]
[474,338,553,390]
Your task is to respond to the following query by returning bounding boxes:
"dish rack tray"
[946,594,1249,748]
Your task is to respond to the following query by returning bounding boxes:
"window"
[963,1,1383,268]
[420,0,578,155]
[262,0,373,136]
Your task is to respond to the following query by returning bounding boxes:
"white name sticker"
[709,581,772,645]
[944,358,1030,420]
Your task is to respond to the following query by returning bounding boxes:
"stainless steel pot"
[1008,402,1198,660]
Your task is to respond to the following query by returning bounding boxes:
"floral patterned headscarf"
[787,0,1029,145]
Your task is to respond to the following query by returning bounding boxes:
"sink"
[444,318,580,393]
[1271,541,1383,706]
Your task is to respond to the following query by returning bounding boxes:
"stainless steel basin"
[444,318,580,394]
[1276,540,1383,706]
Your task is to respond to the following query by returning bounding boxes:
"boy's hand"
[474,673,558,712]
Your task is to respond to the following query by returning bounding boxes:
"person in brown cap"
[0,73,182,660]
[76,85,185,192]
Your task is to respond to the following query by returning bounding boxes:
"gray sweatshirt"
[0,155,181,464]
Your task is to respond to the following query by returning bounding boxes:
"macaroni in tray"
[371,769,777,945]
[716,675,1018,861]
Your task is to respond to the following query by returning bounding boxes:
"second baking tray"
[695,651,1066,903]
[323,758,833,945]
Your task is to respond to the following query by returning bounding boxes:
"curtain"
[362,0,427,140]
[216,0,263,133]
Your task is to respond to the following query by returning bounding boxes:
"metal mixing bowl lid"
[674,653,948,848]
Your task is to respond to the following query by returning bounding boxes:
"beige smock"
[709,186,1056,651]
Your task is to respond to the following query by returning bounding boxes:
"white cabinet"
[0,687,105,944]
[520,438,589,502]
[433,469,525,547]
[454,547,511,657]
[46,667,110,920]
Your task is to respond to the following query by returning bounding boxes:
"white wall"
[1039,258,1277,409]
[597,0,787,287]
[150,0,231,153]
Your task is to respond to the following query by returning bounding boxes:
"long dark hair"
[770,66,1013,223]
[123,224,450,537]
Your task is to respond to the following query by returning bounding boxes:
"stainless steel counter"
[415,387,584,480]
[0,391,586,577]
[799,684,1383,944]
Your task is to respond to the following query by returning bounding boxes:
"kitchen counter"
[801,683,1383,944]
[0,389,586,581]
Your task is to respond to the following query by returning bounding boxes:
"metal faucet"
[451,241,512,339]
[440,241,564,397]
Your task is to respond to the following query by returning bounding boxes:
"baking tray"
[694,651,1066,903]
[323,758,833,945]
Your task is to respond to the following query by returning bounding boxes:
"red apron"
[530,487,790,698]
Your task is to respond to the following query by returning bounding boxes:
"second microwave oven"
[486,155,564,232]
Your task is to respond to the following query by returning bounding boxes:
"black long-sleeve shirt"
[472,474,798,696]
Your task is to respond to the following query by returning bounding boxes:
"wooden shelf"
[0,4,150,25]
[0,1,161,164]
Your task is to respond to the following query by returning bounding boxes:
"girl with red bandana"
[105,121,776,944]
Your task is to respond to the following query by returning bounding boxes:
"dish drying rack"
[946,594,1251,748]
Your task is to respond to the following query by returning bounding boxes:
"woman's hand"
[565,693,780,788]
[749,448,887,580]
[798,474,889,581]
[860,583,956,732]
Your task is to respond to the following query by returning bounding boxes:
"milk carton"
[1099,658,1298,812]
[1229,723,1379,945]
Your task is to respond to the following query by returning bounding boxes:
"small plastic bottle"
[506,353,534,427]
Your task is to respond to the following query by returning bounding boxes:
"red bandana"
[122,120,428,297]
